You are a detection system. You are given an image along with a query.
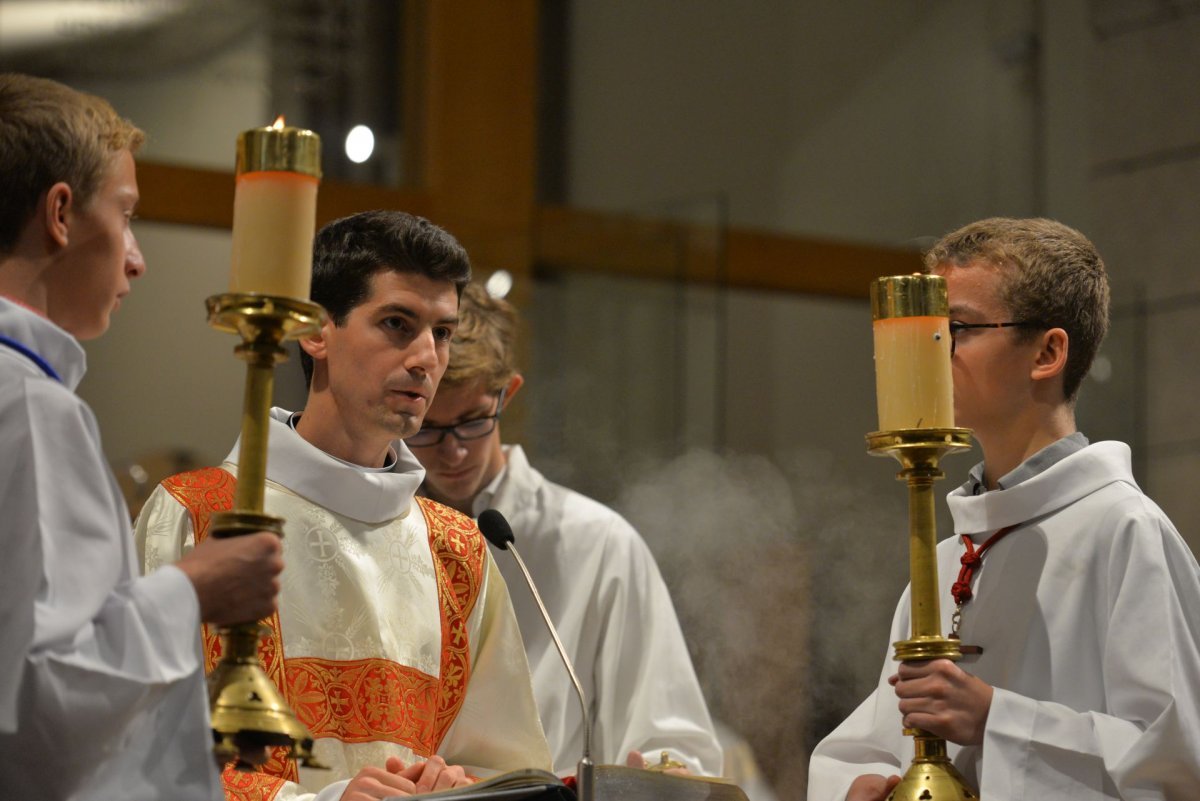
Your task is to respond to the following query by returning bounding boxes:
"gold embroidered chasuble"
[162,467,485,801]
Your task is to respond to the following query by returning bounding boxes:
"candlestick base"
[208,620,326,771]
[887,733,978,801]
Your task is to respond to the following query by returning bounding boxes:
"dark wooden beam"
[535,205,923,299]
[135,161,432,231]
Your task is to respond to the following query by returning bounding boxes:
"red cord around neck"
[951,525,1017,607]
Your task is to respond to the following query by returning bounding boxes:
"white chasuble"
[136,410,550,801]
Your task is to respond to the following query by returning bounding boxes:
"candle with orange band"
[871,274,954,431]
[230,117,322,299]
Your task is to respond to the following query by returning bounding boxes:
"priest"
[136,211,551,801]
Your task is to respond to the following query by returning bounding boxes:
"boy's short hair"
[0,73,145,254]
[925,217,1110,402]
[300,210,472,385]
[441,282,519,393]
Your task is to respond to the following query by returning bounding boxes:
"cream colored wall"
[1086,12,1200,554]
[70,30,291,473]
[78,223,245,469]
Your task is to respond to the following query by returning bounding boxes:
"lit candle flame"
[272,115,286,130]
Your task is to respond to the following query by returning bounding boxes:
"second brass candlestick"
[868,427,976,801]
[206,292,327,771]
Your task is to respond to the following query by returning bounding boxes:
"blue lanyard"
[0,334,62,382]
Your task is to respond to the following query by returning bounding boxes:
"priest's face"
[942,262,1043,438]
[46,150,146,340]
[410,379,510,513]
[316,270,459,443]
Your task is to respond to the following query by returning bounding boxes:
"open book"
[388,768,574,801]
[394,764,750,801]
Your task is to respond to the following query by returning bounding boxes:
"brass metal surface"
[886,735,978,801]
[204,293,329,769]
[209,624,322,770]
[868,427,978,801]
[236,123,322,179]
[646,751,687,772]
[871,273,949,321]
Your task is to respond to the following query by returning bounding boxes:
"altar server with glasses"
[807,217,1200,801]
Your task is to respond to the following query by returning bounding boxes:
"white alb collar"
[946,441,1137,536]
[224,407,425,524]
[0,297,87,389]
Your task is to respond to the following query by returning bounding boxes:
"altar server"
[410,283,723,776]
[807,218,1200,801]
[0,73,282,801]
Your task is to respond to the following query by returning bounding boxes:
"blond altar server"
[409,284,723,777]
[136,211,550,801]
[807,219,1200,801]
[0,74,282,801]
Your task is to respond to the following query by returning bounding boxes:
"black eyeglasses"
[948,321,1044,357]
[406,388,506,447]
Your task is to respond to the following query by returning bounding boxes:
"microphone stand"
[479,511,594,801]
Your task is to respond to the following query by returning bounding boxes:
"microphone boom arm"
[507,542,594,776]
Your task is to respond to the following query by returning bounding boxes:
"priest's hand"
[890,658,993,745]
[342,756,418,800]
[846,773,901,801]
[176,532,283,625]
[391,755,475,795]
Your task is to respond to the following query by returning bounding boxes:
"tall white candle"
[871,275,954,430]
[230,118,321,299]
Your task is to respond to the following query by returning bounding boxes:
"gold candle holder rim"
[237,124,322,179]
[871,273,948,320]
[866,427,973,453]
[205,293,328,342]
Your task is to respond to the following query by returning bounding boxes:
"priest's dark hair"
[300,210,471,386]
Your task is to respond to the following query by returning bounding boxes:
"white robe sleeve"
[978,502,1200,800]
[808,496,1200,801]
[591,521,724,776]
[0,376,211,798]
[438,552,553,774]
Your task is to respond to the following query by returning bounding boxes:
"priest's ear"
[298,318,332,363]
[298,323,331,390]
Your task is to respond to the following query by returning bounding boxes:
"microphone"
[477,509,594,801]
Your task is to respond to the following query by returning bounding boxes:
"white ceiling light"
[344,124,375,164]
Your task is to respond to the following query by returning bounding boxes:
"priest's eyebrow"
[376,303,459,328]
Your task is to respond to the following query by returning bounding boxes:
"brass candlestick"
[867,429,975,801]
[868,272,977,801]
[205,292,327,770]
